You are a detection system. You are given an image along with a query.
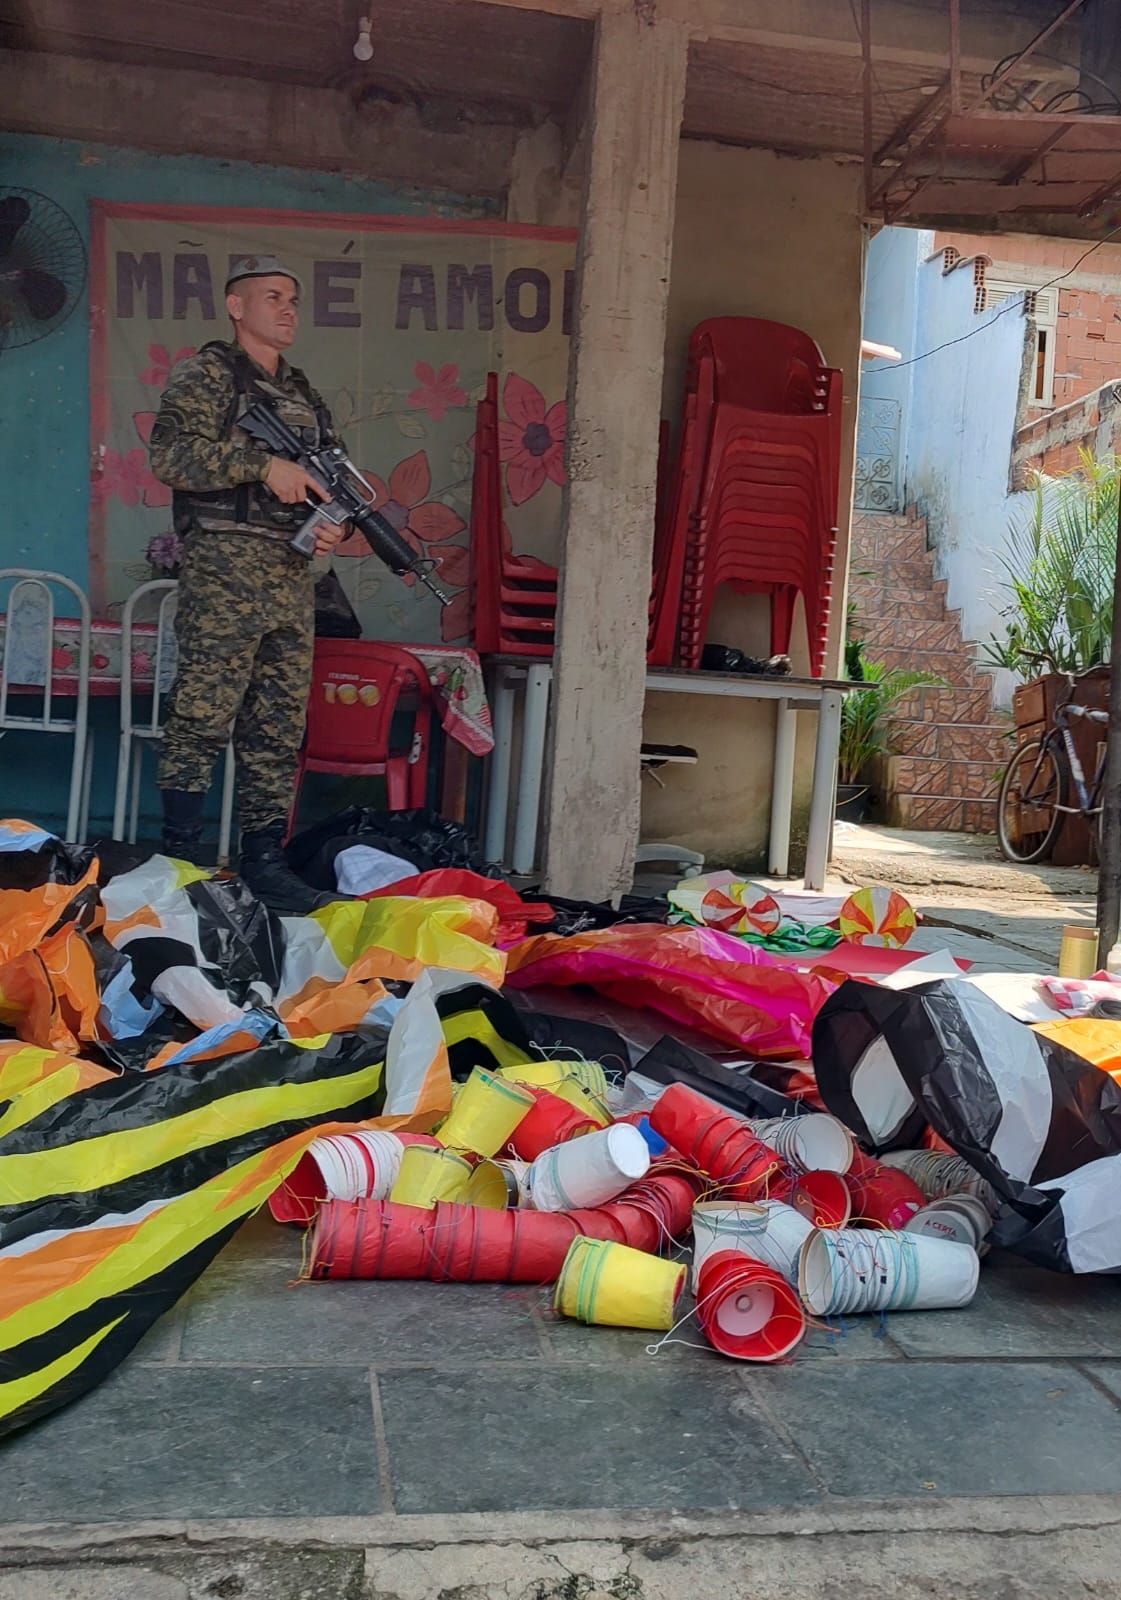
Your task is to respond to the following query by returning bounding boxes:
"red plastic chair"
[470,375,683,666]
[673,325,841,673]
[288,640,434,837]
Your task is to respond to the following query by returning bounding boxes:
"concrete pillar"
[541,4,687,901]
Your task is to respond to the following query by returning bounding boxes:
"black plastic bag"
[813,977,1121,1273]
[286,806,491,890]
[314,569,362,638]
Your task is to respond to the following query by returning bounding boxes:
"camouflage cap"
[225,254,303,293]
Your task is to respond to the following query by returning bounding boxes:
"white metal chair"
[113,580,235,865]
[0,569,92,844]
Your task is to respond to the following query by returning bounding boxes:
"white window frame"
[982,275,1059,409]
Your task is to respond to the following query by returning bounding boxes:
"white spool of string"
[691,1199,815,1290]
[905,1193,994,1254]
[306,1130,407,1202]
[799,1226,979,1316]
[527,1123,650,1212]
[747,1114,854,1174]
[880,1148,1000,1212]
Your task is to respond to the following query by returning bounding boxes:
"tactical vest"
[172,341,329,544]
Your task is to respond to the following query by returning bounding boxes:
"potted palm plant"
[837,641,944,822]
[984,453,1117,863]
[985,450,1117,683]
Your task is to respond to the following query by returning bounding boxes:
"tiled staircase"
[849,509,1009,833]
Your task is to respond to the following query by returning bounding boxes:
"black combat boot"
[239,819,351,915]
[160,789,210,869]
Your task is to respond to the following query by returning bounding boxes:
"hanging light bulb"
[353,15,374,61]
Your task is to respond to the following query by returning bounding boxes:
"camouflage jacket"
[148,340,343,541]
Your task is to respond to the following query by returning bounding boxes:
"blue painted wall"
[861,227,929,508]
[0,134,492,837]
[862,225,1029,707]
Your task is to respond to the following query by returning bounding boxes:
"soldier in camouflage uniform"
[148,255,346,912]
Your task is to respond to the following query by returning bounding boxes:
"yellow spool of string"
[389,1144,472,1209]
[553,1237,685,1331]
[498,1058,610,1100]
[462,1158,521,1209]
[553,1078,611,1128]
[436,1068,536,1157]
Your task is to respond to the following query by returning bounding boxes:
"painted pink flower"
[51,645,74,671]
[427,542,469,591]
[335,451,465,573]
[131,413,172,507]
[92,448,157,508]
[132,651,153,677]
[141,343,196,387]
[407,361,467,423]
[93,653,110,671]
[498,373,566,505]
[440,589,471,644]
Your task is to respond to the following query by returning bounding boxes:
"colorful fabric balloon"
[838,886,916,948]
[669,874,782,937]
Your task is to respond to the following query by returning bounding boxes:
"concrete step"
[852,527,929,564]
[887,717,1013,761]
[872,645,979,687]
[884,754,1003,801]
[894,684,997,724]
[888,793,999,832]
[859,617,963,653]
[852,586,949,623]
[874,554,938,588]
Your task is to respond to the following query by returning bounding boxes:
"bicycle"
[997,651,1110,864]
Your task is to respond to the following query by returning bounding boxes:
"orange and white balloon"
[838,886,917,948]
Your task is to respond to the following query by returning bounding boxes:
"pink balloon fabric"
[505,923,834,1058]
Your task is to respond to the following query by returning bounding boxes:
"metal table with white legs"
[482,657,860,891]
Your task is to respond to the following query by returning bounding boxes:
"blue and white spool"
[527,1123,650,1212]
[798,1226,979,1316]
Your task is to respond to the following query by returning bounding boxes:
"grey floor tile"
[379,1364,818,1513]
[1080,1365,1121,1405]
[130,1303,185,1364]
[535,1280,709,1366]
[799,1315,904,1361]
[181,1264,542,1366]
[216,1208,307,1266]
[885,1267,1121,1359]
[0,1366,380,1521]
[763,1361,1121,1498]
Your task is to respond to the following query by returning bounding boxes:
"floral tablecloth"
[0,610,494,756]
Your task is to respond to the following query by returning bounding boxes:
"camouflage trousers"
[158,533,314,833]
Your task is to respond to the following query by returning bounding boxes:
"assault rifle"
[239,400,450,605]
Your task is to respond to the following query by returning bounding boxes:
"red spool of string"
[507,1085,599,1161]
[779,1168,852,1229]
[844,1148,924,1229]
[310,1168,702,1283]
[695,1249,805,1362]
[648,1083,788,1200]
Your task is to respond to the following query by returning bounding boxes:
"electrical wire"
[846,0,897,115]
[873,223,1121,374]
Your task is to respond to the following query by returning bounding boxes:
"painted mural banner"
[90,202,577,643]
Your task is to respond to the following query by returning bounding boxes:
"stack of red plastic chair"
[469,373,559,658]
[469,377,689,668]
[672,317,842,676]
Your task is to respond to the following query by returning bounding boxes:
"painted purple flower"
[146,531,185,573]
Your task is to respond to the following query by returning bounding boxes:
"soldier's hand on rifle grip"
[264,457,330,505]
[313,522,346,557]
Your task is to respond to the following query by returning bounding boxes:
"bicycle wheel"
[997,737,1067,863]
